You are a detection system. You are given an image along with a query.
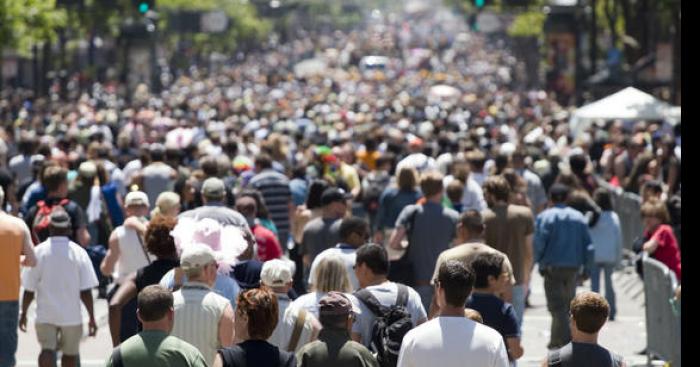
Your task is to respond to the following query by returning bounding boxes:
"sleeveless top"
[548,342,624,367]
[171,282,230,366]
[114,225,150,284]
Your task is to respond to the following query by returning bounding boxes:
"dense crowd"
[0,3,681,367]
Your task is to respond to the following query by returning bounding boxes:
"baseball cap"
[180,243,217,271]
[260,259,293,287]
[320,187,352,206]
[49,209,72,229]
[78,161,97,178]
[202,177,226,199]
[125,191,149,207]
[319,292,361,316]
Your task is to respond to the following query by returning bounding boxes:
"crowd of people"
[0,2,681,367]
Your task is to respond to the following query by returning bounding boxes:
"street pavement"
[15,265,649,366]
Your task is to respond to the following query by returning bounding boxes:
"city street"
[15,263,648,366]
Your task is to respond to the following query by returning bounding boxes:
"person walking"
[105,285,208,367]
[19,210,99,367]
[534,184,593,349]
[589,188,622,320]
[309,217,369,291]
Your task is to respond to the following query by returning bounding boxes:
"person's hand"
[88,317,98,336]
[373,231,384,244]
[19,313,27,332]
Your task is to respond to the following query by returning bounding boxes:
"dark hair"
[459,210,484,235]
[641,180,663,195]
[306,180,329,210]
[339,216,368,242]
[42,166,68,193]
[238,189,270,219]
[470,253,504,289]
[137,285,174,322]
[569,154,588,175]
[593,188,613,211]
[549,184,571,203]
[254,154,273,170]
[145,215,178,258]
[570,291,609,333]
[199,155,219,177]
[355,243,389,275]
[483,175,511,202]
[437,260,474,307]
[237,288,279,340]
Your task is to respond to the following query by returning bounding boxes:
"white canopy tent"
[570,87,680,137]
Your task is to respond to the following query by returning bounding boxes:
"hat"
[125,191,149,207]
[78,161,97,178]
[319,292,361,316]
[49,209,72,229]
[260,259,293,287]
[549,183,571,198]
[320,187,352,206]
[202,177,226,199]
[180,243,217,271]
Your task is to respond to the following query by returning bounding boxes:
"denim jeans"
[511,285,526,328]
[0,301,19,367]
[542,267,579,349]
[591,262,617,319]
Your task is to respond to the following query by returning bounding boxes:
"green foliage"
[0,0,67,56]
[507,10,545,38]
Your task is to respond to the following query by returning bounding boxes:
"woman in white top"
[290,256,354,319]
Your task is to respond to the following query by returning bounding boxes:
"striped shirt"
[249,169,292,246]
[171,282,229,366]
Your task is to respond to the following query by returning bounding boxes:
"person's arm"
[388,226,406,250]
[213,353,225,367]
[523,234,533,291]
[108,274,138,346]
[218,303,235,348]
[18,290,34,332]
[123,217,147,237]
[666,161,679,196]
[80,289,98,336]
[506,337,524,360]
[78,227,91,247]
[20,224,37,267]
[100,231,120,276]
[533,216,547,264]
[643,238,659,254]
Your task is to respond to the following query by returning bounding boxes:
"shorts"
[35,323,82,356]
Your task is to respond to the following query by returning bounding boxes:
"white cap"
[180,243,217,271]
[260,259,293,287]
[125,191,150,207]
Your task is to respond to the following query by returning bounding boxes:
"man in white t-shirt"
[351,244,427,347]
[19,210,99,367]
[262,259,321,353]
[397,260,509,367]
[308,217,369,291]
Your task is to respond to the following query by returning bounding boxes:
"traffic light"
[134,0,155,14]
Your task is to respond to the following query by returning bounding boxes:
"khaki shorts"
[35,323,82,356]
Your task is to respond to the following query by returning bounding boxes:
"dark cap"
[549,183,571,201]
[49,209,72,229]
[318,291,361,316]
[320,188,352,206]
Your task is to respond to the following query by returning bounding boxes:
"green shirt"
[105,330,208,367]
[296,328,378,367]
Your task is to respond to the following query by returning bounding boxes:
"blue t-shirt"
[466,293,520,340]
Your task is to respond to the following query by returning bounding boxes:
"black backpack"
[362,173,389,213]
[354,284,413,367]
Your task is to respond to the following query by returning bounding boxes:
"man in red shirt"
[235,194,283,261]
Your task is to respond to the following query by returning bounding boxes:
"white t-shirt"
[268,293,318,353]
[397,316,509,367]
[353,282,427,347]
[308,244,359,291]
[22,236,99,326]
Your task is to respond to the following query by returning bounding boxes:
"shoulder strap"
[547,349,562,367]
[396,284,409,307]
[287,308,307,352]
[111,346,124,367]
[354,289,385,316]
[134,229,151,264]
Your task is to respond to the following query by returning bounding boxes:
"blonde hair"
[312,257,352,293]
[151,192,181,218]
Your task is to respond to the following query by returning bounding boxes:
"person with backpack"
[361,155,393,237]
[296,291,378,367]
[542,292,626,367]
[352,244,426,366]
[25,166,90,246]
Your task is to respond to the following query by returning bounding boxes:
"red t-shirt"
[648,224,681,281]
[252,224,283,262]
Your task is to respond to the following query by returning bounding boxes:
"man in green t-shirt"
[105,285,207,367]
